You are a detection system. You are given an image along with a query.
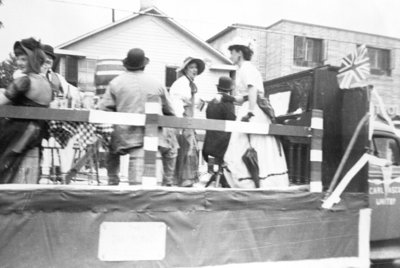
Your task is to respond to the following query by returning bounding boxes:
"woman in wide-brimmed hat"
[222,38,289,189]
[169,57,205,187]
[0,37,53,184]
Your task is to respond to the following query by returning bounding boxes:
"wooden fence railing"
[0,104,323,191]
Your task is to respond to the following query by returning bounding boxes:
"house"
[55,6,234,103]
[207,20,400,116]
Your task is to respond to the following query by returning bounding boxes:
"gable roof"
[207,19,400,43]
[57,7,232,64]
[207,23,269,43]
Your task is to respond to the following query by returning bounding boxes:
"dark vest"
[202,100,236,161]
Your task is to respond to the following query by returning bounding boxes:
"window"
[65,56,79,87]
[373,136,400,165]
[165,66,178,89]
[293,36,323,67]
[78,59,97,91]
[367,47,391,76]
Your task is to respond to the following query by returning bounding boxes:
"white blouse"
[169,76,193,118]
[236,61,264,96]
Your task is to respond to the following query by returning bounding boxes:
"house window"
[78,58,97,91]
[65,56,79,87]
[293,36,323,67]
[165,66,178,89]
[367,47,391,76]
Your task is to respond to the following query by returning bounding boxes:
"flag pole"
[325,112,370,196]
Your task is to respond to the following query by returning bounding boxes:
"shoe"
[181,179,194,187]
[108,180,119,186]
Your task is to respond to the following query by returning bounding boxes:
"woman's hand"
[241,112,254,122]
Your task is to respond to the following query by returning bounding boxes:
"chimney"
[140,0,155,11]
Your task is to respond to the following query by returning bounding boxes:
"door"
[369,132,400,241]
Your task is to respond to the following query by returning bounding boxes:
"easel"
[205,157,229,188]
[65,140,100,185]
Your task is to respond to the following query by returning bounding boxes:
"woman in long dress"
[223,41,289,189]
[0,38,53,184]
[169,57,205,187]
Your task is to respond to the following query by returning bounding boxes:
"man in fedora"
[41,44,81,108]
[202,76,236,163]
[99,48,177,186]
[39,44,82,182]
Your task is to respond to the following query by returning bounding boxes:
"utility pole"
[112,8,115,23]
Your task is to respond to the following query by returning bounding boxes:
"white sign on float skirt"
[98,222,167,261]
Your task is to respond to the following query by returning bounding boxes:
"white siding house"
[56,7,234,104]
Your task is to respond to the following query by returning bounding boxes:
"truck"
[264,65,400,264]
[0,65,388,267]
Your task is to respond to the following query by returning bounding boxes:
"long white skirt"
[224,101,289,189]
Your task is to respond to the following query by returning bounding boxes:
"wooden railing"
[0,104,323,191]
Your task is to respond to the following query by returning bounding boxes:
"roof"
[207,19,400,43]
[54,48,86,57]
[57,7,232,64]
[207,23,269,43]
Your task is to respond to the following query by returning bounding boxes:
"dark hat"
[13,37,42,56]
[216,76,233,92]
[42,44,56,60]
[122,48,149,71]
[13,37,44,74]
[177,57,205,75]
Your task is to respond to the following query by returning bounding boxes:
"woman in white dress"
[223,41,289,189]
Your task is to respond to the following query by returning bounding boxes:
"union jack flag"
[337,44,370,89]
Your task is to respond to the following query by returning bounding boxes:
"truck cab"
[369,121,400,261]
[370,121,400,181]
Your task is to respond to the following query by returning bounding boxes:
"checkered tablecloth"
[48,121,113,150]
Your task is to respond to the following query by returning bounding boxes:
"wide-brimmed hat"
[13,37,42,56]
[227,37,255,52]
[216,76,233,92]
[13,37,44,73]
[122,48,149,71]
[42,44,56,60]
[177,57,205,75]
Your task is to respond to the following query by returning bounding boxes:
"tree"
[0,0,3,28]
[0,54,18,88]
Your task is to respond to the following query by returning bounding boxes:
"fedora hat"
[177,57,205,75]
[122,48,149,71]
[42,44,56,60]
[216,76,233,92]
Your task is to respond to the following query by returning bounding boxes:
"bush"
[0,54,18,88]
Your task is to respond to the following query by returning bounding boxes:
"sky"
[0,0,399,61]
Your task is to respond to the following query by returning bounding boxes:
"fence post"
[310,109,323,192]
[142,101,160,187]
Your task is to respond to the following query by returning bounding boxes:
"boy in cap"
[202,76,236,163]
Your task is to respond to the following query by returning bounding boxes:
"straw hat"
[177,57,205,75]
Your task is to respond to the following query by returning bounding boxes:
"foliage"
[0,54,18,88]
[0,0,3,28]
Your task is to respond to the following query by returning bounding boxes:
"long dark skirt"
[175,129,199,186]
[0,119,44,184]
